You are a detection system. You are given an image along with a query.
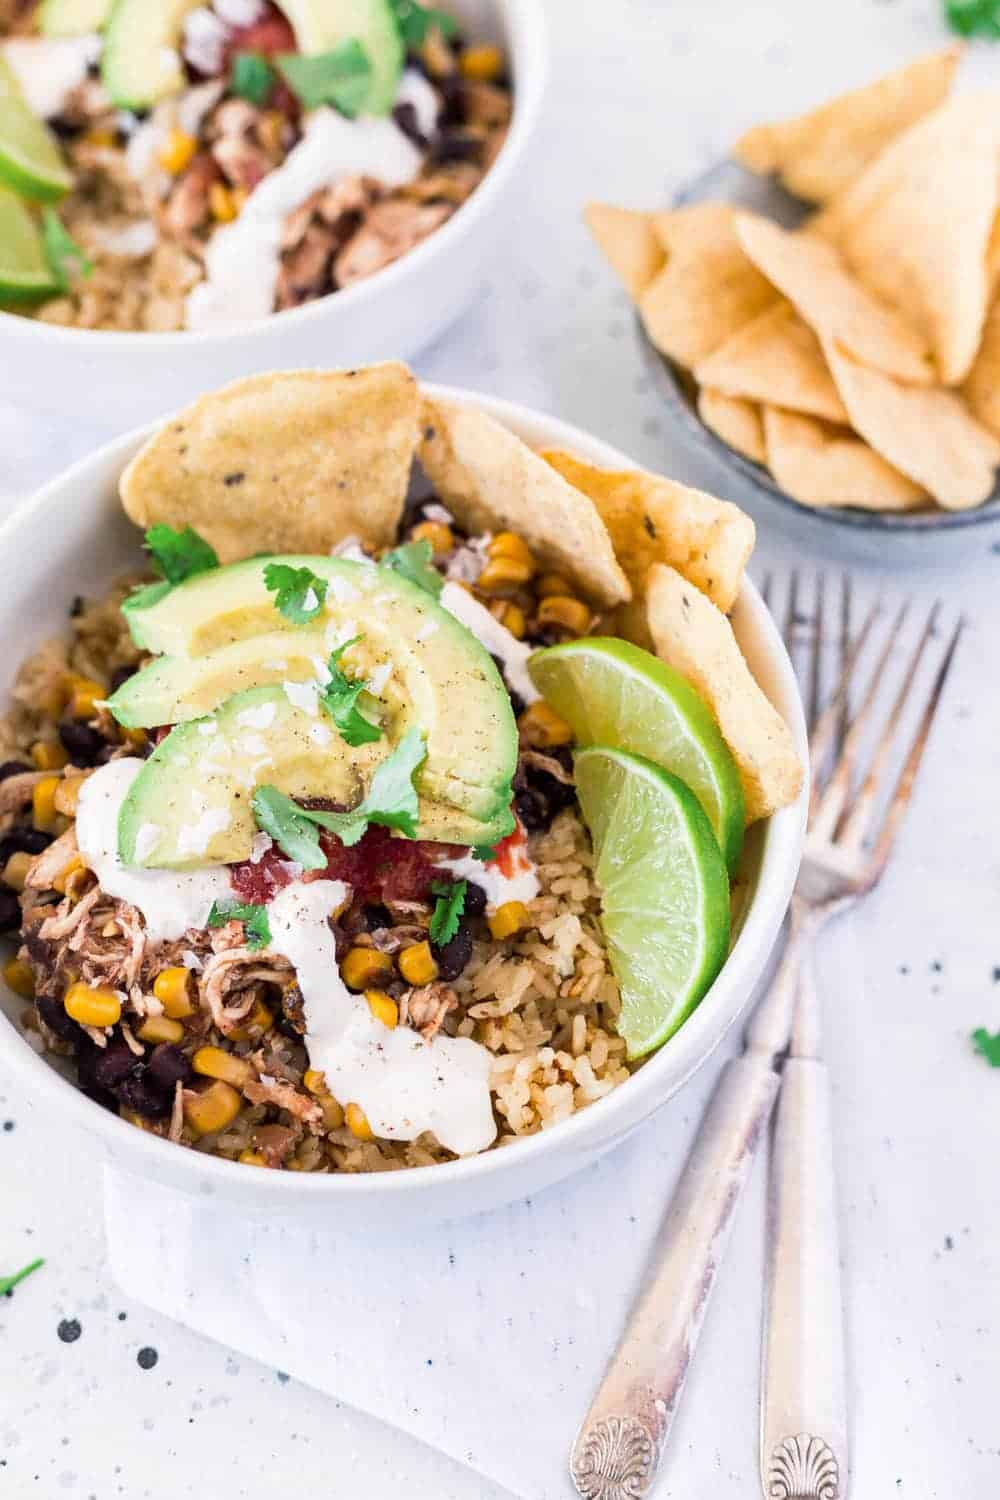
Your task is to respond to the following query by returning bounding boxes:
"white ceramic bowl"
[0,386,807,1225]
[0,0,545,426]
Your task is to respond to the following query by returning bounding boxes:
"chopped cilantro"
[41,209,91,292]
[0,1257,44,1296]
[254,729,427,856]
[207,899,272,951]
[319,636,383,747]
[231,50,275,104]
[263,562,329,624]
[276,40,373,115]
[971,1026,1000,1066]
[145,524,219,586]
[379,539,443,598]
[944,0,1000,36]
[429,879,466,945]
[472,843,498,862]
[390,0,459,47]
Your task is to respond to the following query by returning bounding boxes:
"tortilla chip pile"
[586,47,1000,515]
[121,364,802,825]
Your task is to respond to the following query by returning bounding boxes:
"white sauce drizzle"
[395,66,440,139]
[3,35,101,119]
[439,582,541,706]
[435,821,540,911]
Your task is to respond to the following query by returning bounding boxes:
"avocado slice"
[280,0,403,114]
[118,685,513,868]
[39,0,113,37]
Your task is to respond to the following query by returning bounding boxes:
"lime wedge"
[0,56,73,202]
[0,187,59,302]
[528,637,744,871]
[574,744,730,1059]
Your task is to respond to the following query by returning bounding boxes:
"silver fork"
[569,576,962,1500]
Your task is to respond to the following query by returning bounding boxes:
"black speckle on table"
[136,1346,158,1370]
[117,1311,127,1321]
[898,964,909,976]
[276,1370,289,1384]
[992,966,1000,983]
[931,960,943,973]
[2,1119,14,1132]
[945,1234,954,1251]
[57,1319,81,1344]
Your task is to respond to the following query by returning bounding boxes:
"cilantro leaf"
[251,786,328,870]
[207,899,272,950]
[0,1257,44,1297]
[144,524,219,586]
[263,562,329,624]
[472,843,498,862]
[231,50,275,104]
[41,209,91,292]
[971,1026,1000,1066]
[429,879,466,945]
[276,41,372,115]
[319,636,383,747]
[390,0,459,47]
[380,539,443,598]
[944,0,1000,36]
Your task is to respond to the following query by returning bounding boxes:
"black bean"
[437,73,466,126]
[433,921,473,980]
[428,129,480,165]
[108,665,136,693]
[77,1037,137,1095]
[508,689,526,718]
[146,1043,192,1090]
[58,719,107,767]
[0,825,53,864]
[392,101,429,150]
[362,902,393,931]
[36,995,81,1043]
[0,890,21,932]
[117,1066,172,1120]
[514,787,548,832]
[462,881,488,917]
[0,761,30,781]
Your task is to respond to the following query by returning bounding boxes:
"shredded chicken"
[37,883,101,943]
[400,983,458,1042]
[25,827,79,890]
[0,770,48,817]
[334,200,450,287]
[169,1080,185,1143]
[201,944,293,1034]
[520,750,575,786]
[252,1122,299,1167]
[242,1077,323,1129]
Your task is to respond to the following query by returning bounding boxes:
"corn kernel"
[536,572,572,598]
[398,941,438,986]
[121,1108,159,1133]
[365,989,399,1029]
[121,726,148,751]
[320,1095,345,1131]
[137,1014,185,1045]
[517,700,574,748]
[157,127,197,174]
[228,995,273,1039]
[64,981,121,1028]
[51,855,84,895]
[183,1080,241,1137]
[3,958,34,999]
[303,1068,327,1095]
[488,901,531,940]
[477,557,534,592]
[238,1149,268,1166]
[497,601,526,639]
[31,741,68,771]
[459,43,504,81]
[340,946,393,991]
[209,181,239,222]
[3,851,33,892]
[54,775,88,816]
[345,1102,373,1141]
[489,531,535,569]
[153,966,194,1018]
[192,1045,253,1089]
[536,595,593,635]
[66,675,104,720]
[32,776,60,832]
[83,126,116,147]
[410,519,454,556]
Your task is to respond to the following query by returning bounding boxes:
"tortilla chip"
[583,203,665,299]
[539,448,754,617]
[695,302,847,422]
[823,341,1000,510]
[763,406,927,511]
[734,212,934,384]
[645,564,802,823]
[637,203,776,367]
[697,390,767,464]
[120,365,420,563]
[418,400,630,607]
[961,294,1000,440]
[823,93,1000,385]
[733,47,961,203]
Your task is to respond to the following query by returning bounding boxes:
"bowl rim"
[0,384,807,1201]
[0,0,547,351]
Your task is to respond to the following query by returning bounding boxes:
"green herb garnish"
[972,1026,1000,1065]
[379,539,443,598]
[41,209,91,291]
[231,50,275,104]
[0,1257,44,1297]
[319,636,383,747]
[254,728,427,858]
[944,0,1000,36]
[145,524,219,586]
[276,40,373,115]
[472,843,498,862]
[207,900,272,951]
[263,562,329,624]
[390,0,459,47]
[429,879,466,945]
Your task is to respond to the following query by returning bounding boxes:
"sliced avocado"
[118,685,512,868]
[118,555,517,825]
[279,0,403,114]
[39,0,113,37]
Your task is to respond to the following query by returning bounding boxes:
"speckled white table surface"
[2,2,1000,1497]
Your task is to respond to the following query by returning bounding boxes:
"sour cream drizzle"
[439,581,541,706]
[3,35,101,119]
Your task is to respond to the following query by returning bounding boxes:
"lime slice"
[574,744,730,1059]
[528,637,745,871]
[0,187,59,303]
[0,56,73,202]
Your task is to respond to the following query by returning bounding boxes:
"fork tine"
[808,574,825,734]
[835,573,851,759]
[807,595,880,815]
[759,572,773,611]
[866,615,964,879]
[811,599,910,840]
[836,602,940,852]
[783,570,799,660]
